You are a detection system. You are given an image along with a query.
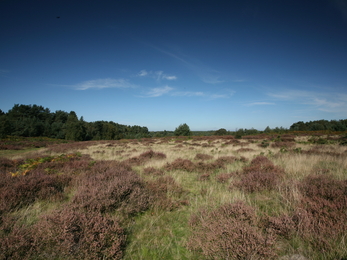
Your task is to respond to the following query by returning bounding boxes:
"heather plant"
[72,162,151,216]
[0,215,35,259]
[164,158,196,172]
[187,201,277,259]
[1,133,347,259]
[143,166,165,176]
[232,156,284,193]
[125,150,166,166]
[0,171,72,214]
[145,175,187,211]
[292,174,347,255]
[32,206,126,259]
[216,172,233,183]
[194,153,213,161]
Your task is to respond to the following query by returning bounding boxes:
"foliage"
[187,201,277,259]
[0,104,149,141]
[290,119,347,131]
[174,123,191,136]
[214,128,228,135]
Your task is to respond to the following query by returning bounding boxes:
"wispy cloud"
[202,75,224,84]
[151,46,224,84]
[146,86,174,97]
[245,102,275,106]
[232,79,247,82]
[163,75,177,80]
[74,78,136,90]
[171,91,204,97]
[137,70,148,76]
[137,70,177,81]
[143,87,233,99]
[268,89,347,113]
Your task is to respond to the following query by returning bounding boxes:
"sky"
[1,0,347,131]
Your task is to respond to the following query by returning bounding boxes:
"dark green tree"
[264,126,272,133]
[214,128,228,135]
[0,115,12,138]
[64,111,86,141]
[174,123,191,136]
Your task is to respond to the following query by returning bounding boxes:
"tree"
[214,128,228,136]
[64,111,86,141]
[264,126,272,133]
[174,123,191,136]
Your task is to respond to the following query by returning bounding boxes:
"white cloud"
[245,102,275,106]
[202,75,224,84]
[138,70,177,81]
[163,75,177,80]
[138,70,148,76]
[210,94,228,99]
[151,46,224,84]
[172,91,204,97]
[146,86,174,97]
[74,78,136,90]
[268,89,347,113]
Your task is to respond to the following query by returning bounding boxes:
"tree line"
[289,119,347,132]
[1,104,346,140]
[0,104,150,140]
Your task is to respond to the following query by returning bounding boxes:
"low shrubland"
[1,133,347,259]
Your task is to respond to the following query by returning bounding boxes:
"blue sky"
[1,0,347,131]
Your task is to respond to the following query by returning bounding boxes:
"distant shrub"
[125,150,166,166]
[194,153,213,161]
[164,158,196,172]
[271,141,295,148]
[216,173,233,183]
[213,128,228,136]
[259,140,270,148]
[214,156,237,165]
[187,201,277,259]
[138,150,166,160]
[236,147,254,152]
[174,123,191,136]
[198,173,210,181]
[143,166,165,176]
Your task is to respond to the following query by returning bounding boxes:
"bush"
[72,162,150,216]
[291,174,347,255]
[194,153,213,161]
[33,206,126,259]
[125,150,166,166]
[232,156,284,193]
[0,172,72,213]
[145,176,186,211]
[214,128,228,136]
[0,216,34,259]
[187,201,277,259]
[174,123,191,136]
